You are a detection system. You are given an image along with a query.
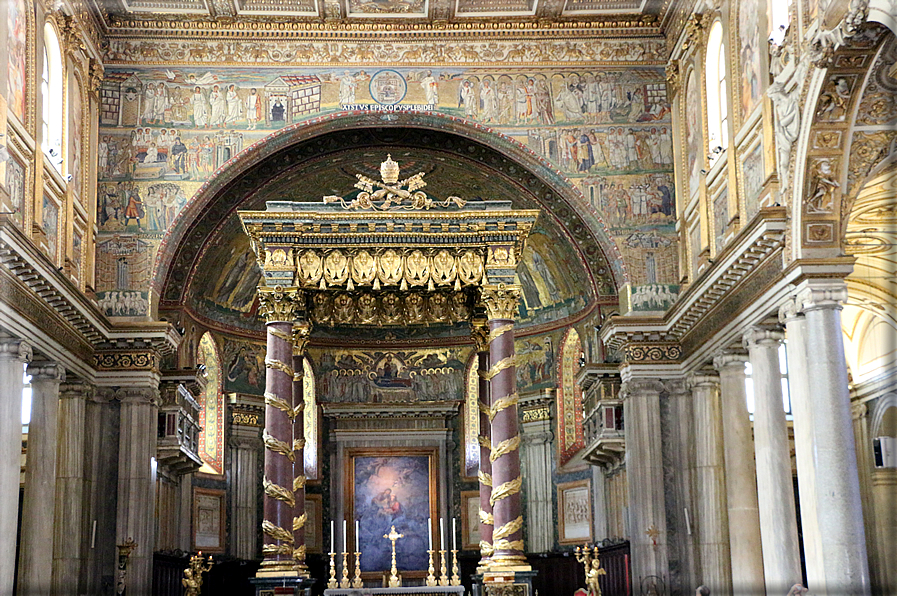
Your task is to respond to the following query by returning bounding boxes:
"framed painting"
[192,488,225,553]
[305,493,323,554]
[558,479,592,545]
[460,490,481,551]
[346,447,438,580]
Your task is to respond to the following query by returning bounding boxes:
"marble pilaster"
[743,327,801,594]
[622,378,668,586]
[793,284,871,595]
[116,386,161,596]
[713,352,765,595]
[230,429,263,560]
[18,362,66,596]
[519,396,553,553]
[688,371,731,596]
[52,381,92,596]
[0,340,31,594]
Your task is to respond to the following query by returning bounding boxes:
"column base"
[250,575,315,596]
[472,570,537,596]
[255,560,309,578]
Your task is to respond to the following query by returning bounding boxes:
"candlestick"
[327,552,338,589]
[339,550,350,588]
[438,549,449,586]
[427,518,433,551]
[450,549,461,585]
[352,551,363,588]
[425,550,437,586]
[440,518,445,551]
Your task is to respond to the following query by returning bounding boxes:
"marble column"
[688,372,732,596]
[743,327,801,594]
[257,290,301,577]
[622,378,668,586]
[665,378,697,592]
[471,318,493,567]
[0,340,31,594]
[713,352,765,595]
[18,362,66,595]
[230,429,262,560]
[481,285,527,570]
[291,321,311,575]
[795,284,870,595]
[52,381,92,596]
[519,398,553,553]
[116,386,160,596]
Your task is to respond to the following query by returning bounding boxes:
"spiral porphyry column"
[471,317,493,569]
[481,285,527,571]
[258,288,302,577]
[290,320,311,576]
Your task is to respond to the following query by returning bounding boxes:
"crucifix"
[383,525,404,588]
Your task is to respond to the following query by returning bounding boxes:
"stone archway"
[152,112,630,320]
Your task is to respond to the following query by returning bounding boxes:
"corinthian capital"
[480,285,521,322]
[470,316,489,353]
[258,287,303,323]
[292,320,312,355]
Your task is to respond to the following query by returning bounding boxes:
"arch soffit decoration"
[792,20,896,255]
[153,112,629,318]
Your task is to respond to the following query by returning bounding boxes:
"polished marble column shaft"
[714,352,765,595]
[18,362,65,596]
[53,381,91,596]
[0,340,31,594]
[472,321,493,567]
[744,327,801,594]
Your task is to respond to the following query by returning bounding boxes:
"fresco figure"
[225,84,242,124]
[209,85,226,127]
[420,70,438,105]
[192,87,208,127]
[246,88,262,129]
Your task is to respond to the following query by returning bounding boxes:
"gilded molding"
[488,324,515,346]
[265,358,295,378]
[292,321,312,354]
[480,356,517,381]
[470,317,489,353]
[478,470,493,487]
[479,510,494,525]
[293,513,307,531]
[489,392,520,422]
[263,476,296,508]
[263,520,294,544]
[263,429,296,462]
[94,351,160,372]
[492,515,523,541]
[268,327,293,344]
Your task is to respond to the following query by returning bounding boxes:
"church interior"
[0,0,895,594]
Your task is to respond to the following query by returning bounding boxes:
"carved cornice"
[480,285,521,322]
[94,350,161,372]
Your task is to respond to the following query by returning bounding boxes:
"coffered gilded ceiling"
[94,0,660,30]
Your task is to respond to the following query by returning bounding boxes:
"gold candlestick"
[352,552,363,588]
[383,525,404,588]
[327,552,338,589]
[450,549,461,586]
[340,550,351,588]
[425,550,437,586]
[438,549,449,586]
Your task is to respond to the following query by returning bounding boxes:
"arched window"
[41,23,64,170]
[705,21,729,160]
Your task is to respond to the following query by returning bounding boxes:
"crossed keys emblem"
[323,154,466,212]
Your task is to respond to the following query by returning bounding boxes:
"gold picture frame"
[192,487,225,553]
[460,490,481,551]
[345,447,438,581]
[558,479,592,545]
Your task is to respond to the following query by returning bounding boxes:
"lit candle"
[428,517,433,550]
[343,519,348,553]
[452,517,457,551]
[330,520,334,554]
[356,520,360,553]
[440,517,445,551]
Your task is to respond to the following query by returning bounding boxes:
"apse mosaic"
[95,64,676,315]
